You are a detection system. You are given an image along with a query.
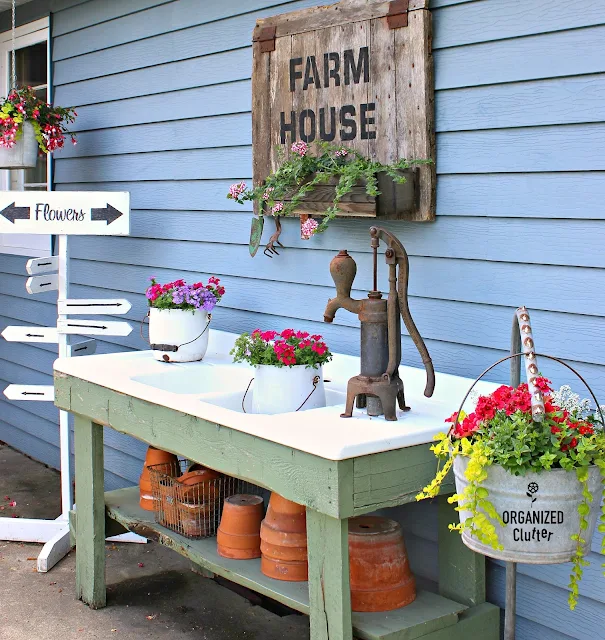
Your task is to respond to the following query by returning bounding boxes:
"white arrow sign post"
[0,189,143,570]
[58,298,132,315]
[0,191,130,235]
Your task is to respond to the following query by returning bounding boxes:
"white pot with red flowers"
[0,86,77,170]
[230,329,332,414]
[145,277,225,363]
[417,377,605,610]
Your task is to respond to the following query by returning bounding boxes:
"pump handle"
[370,227,435,398]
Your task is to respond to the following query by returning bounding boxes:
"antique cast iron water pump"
[324,227,435,421]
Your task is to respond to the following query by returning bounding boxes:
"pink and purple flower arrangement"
[145,277,225,313]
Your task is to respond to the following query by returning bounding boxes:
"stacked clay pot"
[175,466,221,537]
[260,492,308,581]
[348,516,416,612]
[139,446,178,511]
[217,494,264,559]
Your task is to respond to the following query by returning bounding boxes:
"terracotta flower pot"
[139,446,178,511]
[177,468,221,504]
[348,516,416,612]
[217,494,264,559]
[260,492,308,581]
[178,501,214,538]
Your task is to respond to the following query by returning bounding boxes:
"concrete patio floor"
[0,443,310,640]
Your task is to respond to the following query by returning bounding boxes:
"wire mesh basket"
[148,459,264,539]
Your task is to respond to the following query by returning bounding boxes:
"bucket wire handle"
[140,312,212,352]
[241,374,321,414]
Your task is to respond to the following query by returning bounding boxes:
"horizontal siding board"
[68,239,605,318]
[436,75,605,132]
[432,0,605,49]
[434,25,605,90]
[55,146,251,182]
[54,48,252,107]
[0,421,60,471]
[52,0,172,37]
[438,124,605,173]
[51,115,250,157]
[53,0,323,85]
[64,81,251,133]
[57,180,249,211]
[490,553,605,604]
[121,211,605,270]
[53,0,327,59]
[487,563,605,640]
[435,172,605,219]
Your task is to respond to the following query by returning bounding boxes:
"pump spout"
[323,250,363,322]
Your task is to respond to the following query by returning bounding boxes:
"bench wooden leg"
[307,509,352,640]
[74,415,106,608]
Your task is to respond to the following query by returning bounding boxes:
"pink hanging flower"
[262,186,274,201]
[228,182,247,200]
[301,218,319,239]
[291,141,308,157]
[271,202,284,215]
[334,148,348,157]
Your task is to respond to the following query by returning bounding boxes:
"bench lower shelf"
[84,487,473,640]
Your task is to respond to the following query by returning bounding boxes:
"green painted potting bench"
[54,344,499,640]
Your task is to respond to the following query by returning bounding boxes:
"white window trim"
[0,17,51,257]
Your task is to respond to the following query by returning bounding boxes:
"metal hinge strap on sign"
[254,25,277,53]
[387,0,410,29]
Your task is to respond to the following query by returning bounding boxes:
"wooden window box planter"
[281,169,418,220]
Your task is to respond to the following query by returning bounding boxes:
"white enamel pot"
[0,121,38,169]
[250,364,326,414]
[454,456,601,564]
[148,308,210,363]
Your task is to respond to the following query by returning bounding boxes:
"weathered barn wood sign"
[252,0,435,222]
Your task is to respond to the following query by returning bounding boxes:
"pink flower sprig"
[228,182,247,200]
[301,218,318,240]
[291,141,308,157]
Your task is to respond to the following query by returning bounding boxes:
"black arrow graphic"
[91,204,123,225]
[66,323,108,330]
[0,202,29,223]
[26,333,45,338]
[65,302,123,308]
[22,391,45,396]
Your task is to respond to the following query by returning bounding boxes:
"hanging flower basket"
[0,120,37,169]
[0,86,77,170]
[231,329,331,414]
[453,455,601,564]
[144,276,225,363]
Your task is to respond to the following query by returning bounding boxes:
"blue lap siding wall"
[0,0,604,636]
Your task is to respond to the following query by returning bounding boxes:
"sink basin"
[131,363,253,395]
[200,387,347,414]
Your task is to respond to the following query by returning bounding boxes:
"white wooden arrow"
[57,318,133,336]
[1,326,59,343]
[4,384,55,401]
[67,339,97,357]
[26,256,59,275]
[58,298,132,315]
[26,273,59,294]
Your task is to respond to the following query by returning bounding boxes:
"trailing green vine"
[417,380,605,610]
[227,141,431,237]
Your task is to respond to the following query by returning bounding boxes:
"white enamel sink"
[200,387,347,414]
[131,361,347,413]
[131,364,253,395]
[54,330,504,460]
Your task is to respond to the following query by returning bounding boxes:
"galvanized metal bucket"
[454,454,601,564]
[0,121,38,169]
